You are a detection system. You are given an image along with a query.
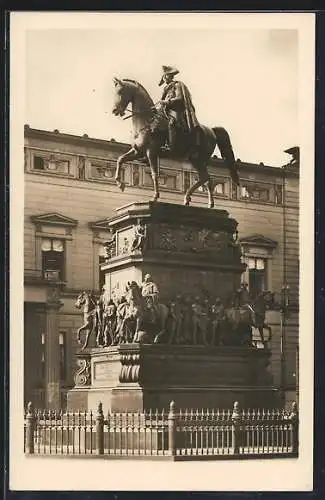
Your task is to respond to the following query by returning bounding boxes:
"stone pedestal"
[67,201,279,414]
[67,344,279,414]
[101,201,245,303]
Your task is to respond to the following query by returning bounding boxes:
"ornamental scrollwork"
[74,357,91,386]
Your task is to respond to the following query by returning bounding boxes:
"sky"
[25,27,298,166]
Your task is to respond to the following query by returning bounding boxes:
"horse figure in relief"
[75,291,99,350]
[112,77,240,208]
[115,281,169,344]
[223,291,273,348]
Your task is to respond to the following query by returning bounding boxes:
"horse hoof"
[209,201,215,209]
[184,196,191,206]
[116,180,126,192]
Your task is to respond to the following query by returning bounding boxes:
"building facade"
[24,125,299,409]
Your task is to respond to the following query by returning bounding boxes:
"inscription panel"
[94,362,112,381]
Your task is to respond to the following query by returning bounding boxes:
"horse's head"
[75,291,95,309]
[75,291,86,309]
[125,280,142,303]
[112,78,154,119]
[112,77,131,117]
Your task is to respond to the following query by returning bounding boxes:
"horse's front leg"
[146,148,160,202]
[77,323,87,345]
[115,148,139,192]
[80,322,92,351]
[132,316,142,343]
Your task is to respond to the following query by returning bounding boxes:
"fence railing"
[24,400,298,460]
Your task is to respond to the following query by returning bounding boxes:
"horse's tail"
[212,126,240,186]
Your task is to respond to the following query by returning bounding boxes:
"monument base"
[67,344,280,414]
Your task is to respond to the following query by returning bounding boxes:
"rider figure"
[141,273,159,323]
[238,282,251,306]
[158,65,201,158]
[211,297,226,345]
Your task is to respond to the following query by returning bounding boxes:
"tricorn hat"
[159,65,179,86]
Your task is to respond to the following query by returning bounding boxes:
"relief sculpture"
[74,276,274,350]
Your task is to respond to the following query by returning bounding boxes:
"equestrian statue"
[112,66,240,208]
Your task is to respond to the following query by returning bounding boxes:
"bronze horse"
[116,281,169,344]
[75,291,99,350]
[112,78,240,208]
[224,291,273,347]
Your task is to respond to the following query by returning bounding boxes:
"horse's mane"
[122,78,154,106]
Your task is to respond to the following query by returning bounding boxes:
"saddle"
[150,110,196,158]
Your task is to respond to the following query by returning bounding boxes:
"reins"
[122,101,163,120]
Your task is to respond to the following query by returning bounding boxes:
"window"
[90,161,120,181]
[144,168,178,190]
[214,182,225,195]
[240,184,270,202]
[34,156,45,170]
[59,332,66,381]
[160,171,177,190]
[241,186,250,199]
[247,257,267,299]
[197,179,225,195]
[32,155,70,174]
[41,238,65,281]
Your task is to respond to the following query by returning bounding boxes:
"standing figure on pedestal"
[131,220,147,253]
[141,273,160,324]
[115,296,130,344]
[98,285,117,346]
[169,295,185,344]
[192,296,209,346]
[211,297,226,345]
[103,231,117,260]
[95,298,104,346]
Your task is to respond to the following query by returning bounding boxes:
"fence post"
[289,401,299,455]
[232,401,241,455]
[168,401,176,457]
[25,401,35,455]
[96,402,104,455]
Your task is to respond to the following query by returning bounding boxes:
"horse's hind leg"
[146,148,160,202]
[82,330,91,351]
[207,177,214,209]
[77,324,87,345]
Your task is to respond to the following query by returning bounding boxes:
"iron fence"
[24,400,298,460]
